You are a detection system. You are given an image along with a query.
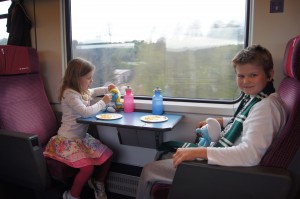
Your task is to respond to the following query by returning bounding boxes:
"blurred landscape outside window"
[70,0,247,100]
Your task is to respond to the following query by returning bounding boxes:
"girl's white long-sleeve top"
[58,88,108,139]
[207,93,287,166]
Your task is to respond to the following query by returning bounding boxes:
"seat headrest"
[283,35,300,80]
[0,45,39,75]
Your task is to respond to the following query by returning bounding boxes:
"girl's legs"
[88,156,113,199]
[94,156,113,183]
[70,165,94,198]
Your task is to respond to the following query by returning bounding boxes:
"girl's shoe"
[88,178,107,199]
[63,190,80,199]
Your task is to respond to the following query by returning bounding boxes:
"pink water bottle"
[123,86,134,113]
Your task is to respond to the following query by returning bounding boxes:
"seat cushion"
[151,183,172,199]
[260,77,300,168]
[45,157,78,185]
[0,74,58,146]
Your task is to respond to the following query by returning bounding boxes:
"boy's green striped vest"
[158,82,275,151]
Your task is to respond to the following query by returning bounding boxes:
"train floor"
[0,179,134,199]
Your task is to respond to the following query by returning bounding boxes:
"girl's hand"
[172,147,207,168]
[108,84,116,91]
[102,94,112,104]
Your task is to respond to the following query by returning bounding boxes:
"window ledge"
[134,99,236,116]
[52,99,237,117]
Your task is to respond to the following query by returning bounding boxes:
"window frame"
[65,0,250,105]
[0,13,8,19]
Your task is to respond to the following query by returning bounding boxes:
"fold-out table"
[77,111,183,148]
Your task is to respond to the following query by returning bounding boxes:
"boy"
[136,45,287,199]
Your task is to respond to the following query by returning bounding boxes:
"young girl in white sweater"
[44,58,114,199]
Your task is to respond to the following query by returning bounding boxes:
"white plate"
[96,113,123,120]
[140,115,168,123]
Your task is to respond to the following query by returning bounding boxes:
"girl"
[136,45,287,199]
[44,57,114,199]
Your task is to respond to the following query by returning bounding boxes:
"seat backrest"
[260,35,300,169]
[0,45,58,146]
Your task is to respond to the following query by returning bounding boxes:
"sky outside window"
[70,0,246,100]
[71,0,245,49]
[0,1,10,41]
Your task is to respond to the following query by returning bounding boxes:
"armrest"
[168,160,292,199]
[0,129,51,190]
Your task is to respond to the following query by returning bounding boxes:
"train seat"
[151,35,300,199]
[0,45,77,199]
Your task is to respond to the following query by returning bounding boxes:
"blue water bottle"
[152,87,163,115]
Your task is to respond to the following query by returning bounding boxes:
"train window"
[68,0,249,101]
[0,0,10,45]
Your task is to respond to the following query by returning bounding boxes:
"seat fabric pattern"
[260,78,300,168]
[260,35,300,168]
[0,74,58,146]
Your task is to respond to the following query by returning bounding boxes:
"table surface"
[77,111,183,131]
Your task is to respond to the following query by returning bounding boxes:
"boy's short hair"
[232,44,274,78]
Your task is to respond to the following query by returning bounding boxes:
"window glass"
[0,1,10,45]
[70,0,247,100]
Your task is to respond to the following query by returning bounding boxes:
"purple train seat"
[0,45,77,199]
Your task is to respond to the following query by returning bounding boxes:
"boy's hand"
[172,147,207,168]
[197,120,207,128]
[197,118,223,128]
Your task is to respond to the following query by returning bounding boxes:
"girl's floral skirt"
[43,133,113,168]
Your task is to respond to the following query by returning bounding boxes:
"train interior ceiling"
[1,0,300,199]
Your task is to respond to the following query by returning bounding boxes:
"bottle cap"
[153,87,161,92]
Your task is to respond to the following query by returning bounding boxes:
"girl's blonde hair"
[59,57,95,101]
